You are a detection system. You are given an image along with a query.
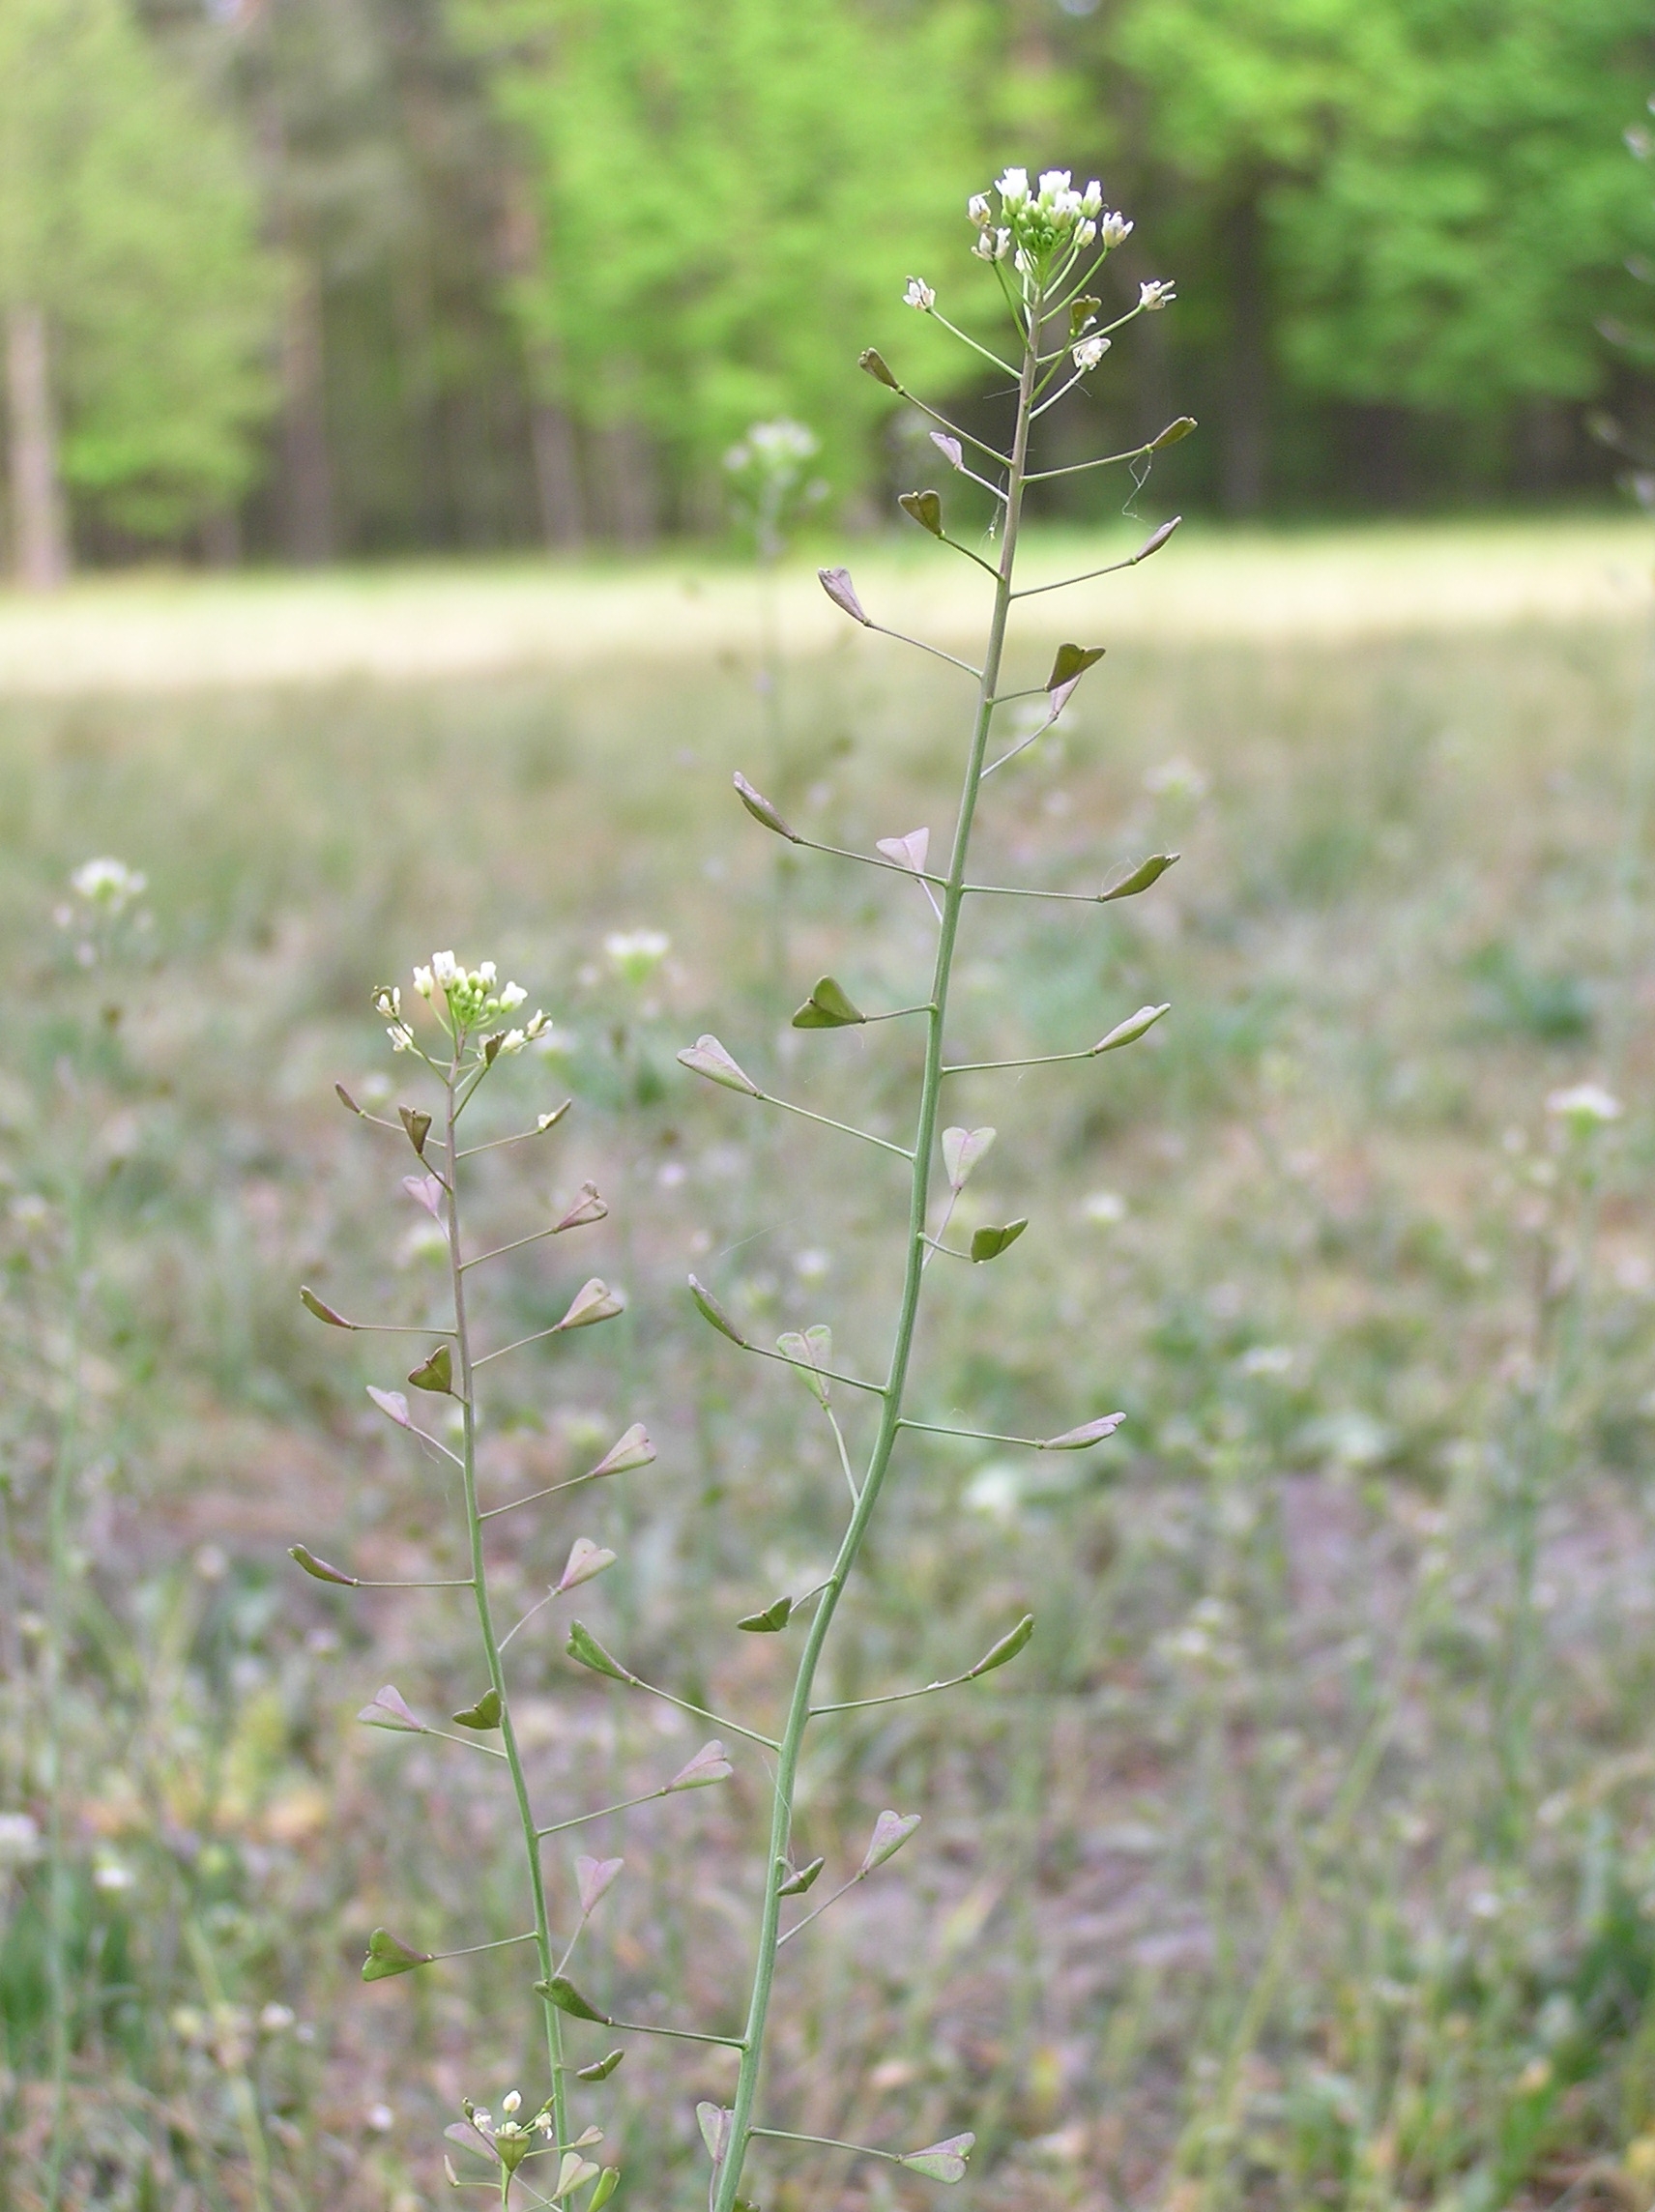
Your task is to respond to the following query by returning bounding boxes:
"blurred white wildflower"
[904,276,935,311]
[69,857,146,914]
[604,928,671,986]
[1138,279,1176,310]
[0,1812,42,1865]
[1546,1082,1622,1128]
[1145,756,1209,803]
[1073,335,1111,371]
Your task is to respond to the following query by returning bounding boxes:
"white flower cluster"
[603,927,671,986]
[70,856,148,913]
[464,2088,555,2175]
[968,168,1119,270]
[1546,1082,1623,1129]
[379,952,547,1056]
[722,417,819,480]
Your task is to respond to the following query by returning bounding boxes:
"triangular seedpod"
[584,1422,655,1480]
[877,827,931,874]
[733,772,802,842]
[558,1537,617,1593]
[860,1809,922,1874]
[792,976,865,1030]
[301,1286,352,1328]
[537,1102,572,1133]
[576,2051,624,2082]
[688,1275,747,1346]
[1092,1004,1170,1054]
[776,1327,831,1407]
[589,2166,621,2210]
[451,1687,502,1730]
[363,1927,434,1982]
[335,1083,363,1115]
[1046,643,1105,695]
[677,1035,762,1096]
[1150,416,1198,448]
[407,1345,453,1394]
[551,2154,600,2201]
[535,1975,612,2023]
[1133,515,1181,561]
[942,1125,996,1191]
[776,1854,826,1897]
[898,488,944,538]
[970,1219,1028,1264]
[930,431,964,470]
[289,1543,358,1586]
[858,347,900,391]
[556,1182,608,1232]
[1098,852,1178,902]
[737,1595,794,1634]
[818,565,871,625]
[575,1854,624,1914]
[698,2105,733,2165]
[1039,1412,1126,1450]
[898,2134,975,2183]
[555,1279,624,1332]
[967,1614,1034,1678]
[404,1173,445,1218]
[482,1033,505,1067]
[665,1740,733,1791]
[1046,642,1105,719]
[1070,294,1101,335]
[399,1106,431,1156]
[566,1620,631,1684]
[367,1384,412,1427]
[357,1684,425,1732]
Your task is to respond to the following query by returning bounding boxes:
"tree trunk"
[591,416,657,547]
[1221,194,1269,517]
[531,400,585,550]
[279,261,334,564]
[6,304,70,590]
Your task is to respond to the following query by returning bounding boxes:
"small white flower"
[70,857,147,913]
[524,1009,548,1040]
[388,1024,414,1053]
[364,2104,395,2134]
[1073,335,1111,371]
[499,980,527,1011]
[537,2110,557,2139]
[1081,179,1104,217]
[1101,211,1133,247]
[997,166,1030,207]
[1546,1083,1623,1126]
[93,1858,135,1892]
[972,231,996,260]
[1076,219,1097,247]
[413,965,434,999]
[500,1030,527,1055]
[473,2110,494,2136]
[502,2091,522,2116]
[604,928,671,983]
[259,2003,296,2032]
[1037,169,1072,203]
[968,191,991,227]
[904,276,935,312]
[1139,279,1176,310]
[431,950,458,986]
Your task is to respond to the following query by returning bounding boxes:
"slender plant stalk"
[711,295,1045,2212]
[442,1063,572,2158]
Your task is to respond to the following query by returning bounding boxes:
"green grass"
[1,530,1654,2212]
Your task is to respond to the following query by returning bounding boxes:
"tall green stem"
[43,1085,88,2212]
[711,300,1043,2212]
[444,1067,571,2164]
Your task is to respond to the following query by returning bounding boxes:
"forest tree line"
[1,0,1652,577]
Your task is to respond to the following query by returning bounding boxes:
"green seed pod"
[898,488,944,538]
[407,1344,453,1394]
[363,1927,434,1982]
[451,1687,502,1730]
[289,1543,357,1586]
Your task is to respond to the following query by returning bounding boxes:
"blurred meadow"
[6,523,1655,2210]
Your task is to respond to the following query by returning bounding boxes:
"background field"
[4,525,1655,2212]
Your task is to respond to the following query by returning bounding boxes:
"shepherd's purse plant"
[294,161,1189,2210]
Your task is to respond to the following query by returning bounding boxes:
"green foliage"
[453,0,988,510]
[0,0,276,534]
[1272,0,1655,410]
